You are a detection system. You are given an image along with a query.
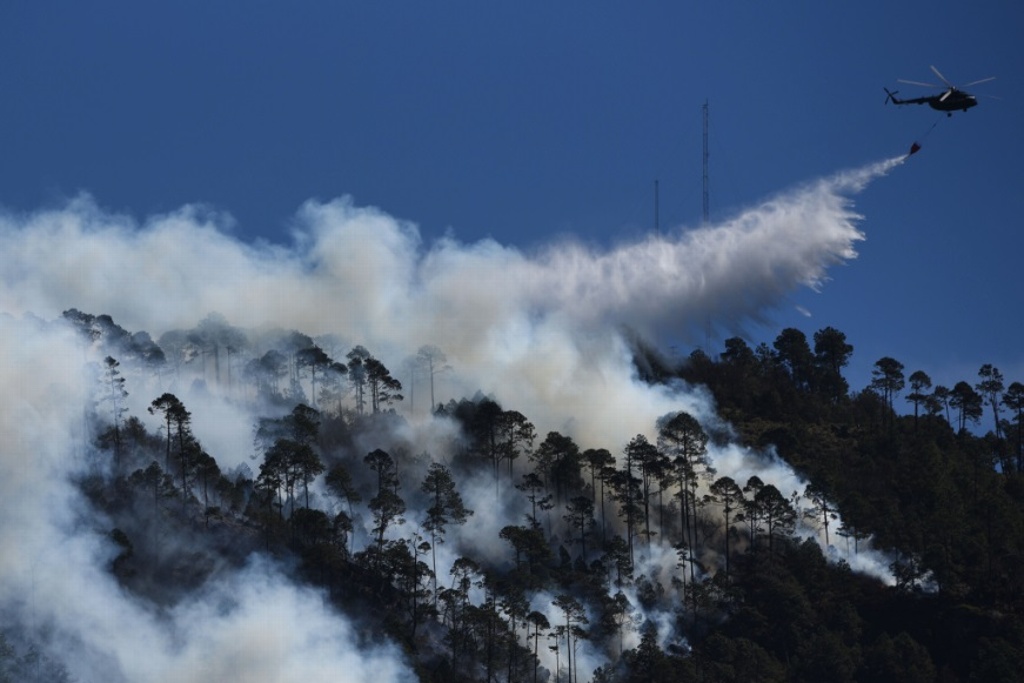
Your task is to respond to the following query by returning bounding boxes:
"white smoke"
[0,156,903,678]
[0,156,902,446]
[708,441,895,582]
[0,317,417,682]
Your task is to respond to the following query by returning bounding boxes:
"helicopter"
[884,65,995,116]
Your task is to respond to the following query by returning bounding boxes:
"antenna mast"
[702,100,712,353]
[702,100,709,226]
[654,179,660,233]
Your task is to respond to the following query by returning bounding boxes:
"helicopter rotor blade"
[898,79,939,88]
[964,76,996,87]
[939,89,952,102]
[930,65,954,87]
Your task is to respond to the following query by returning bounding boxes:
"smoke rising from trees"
[0,157,903,680]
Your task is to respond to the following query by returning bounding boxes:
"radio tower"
[702,100,712,353]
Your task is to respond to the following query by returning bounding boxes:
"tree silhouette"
[526,610,550,683]
[774,327,815,390]
[709,476,744,578]
[950,381,983,432]
[583,448,615,542]
[552,594,588,683]
[608,451,643,571]
[871,357,905,424]
[906,370,932,428]
[364,449,405,554]
[246,349,288,400]
[325,462,361,517]
[100,356,129,468]
[813,326,853,401]
[977,364,1005,437]
[498,410,536,482]
[803,482,838,547]
[533,432,582,504]
[474,399,505,492]
[416,345,449,411]
[383,536,434,641]
[658,411,709,586]
[563,495,596,559]
[516,471,554,532]
[365,355,403,413]
[148,393,186,471]
[295,345,331,409]
[346,346,370,414]
[148,393,198,503]
[752,484,797,561]
[421,462,472,600]
[128,461,177,513]
[932,384,953,424]
[624,434,664,549]
[1002,381,1024,472]
[290,439,325,510]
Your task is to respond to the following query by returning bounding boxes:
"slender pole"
[703,100,712,353]
[702,100,710,225]
[654,178,660,234]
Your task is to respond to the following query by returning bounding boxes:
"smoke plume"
[0,156,902,680]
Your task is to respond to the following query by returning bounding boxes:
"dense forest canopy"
[2,308,1022,682]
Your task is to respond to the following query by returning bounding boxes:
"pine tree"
[421,462,472,601]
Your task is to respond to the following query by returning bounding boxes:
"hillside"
[2,310,1022,682]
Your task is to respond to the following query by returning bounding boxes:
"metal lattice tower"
[703,100,712,352]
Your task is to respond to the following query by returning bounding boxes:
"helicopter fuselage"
[886,66,992,116]
[929,90,977,112]
[884,87,978,115]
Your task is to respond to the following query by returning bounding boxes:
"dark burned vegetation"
[41,311,1024,682]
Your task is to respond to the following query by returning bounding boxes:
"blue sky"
[1,2,1021,398]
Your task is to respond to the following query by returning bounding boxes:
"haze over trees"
[30,311,1024,682]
